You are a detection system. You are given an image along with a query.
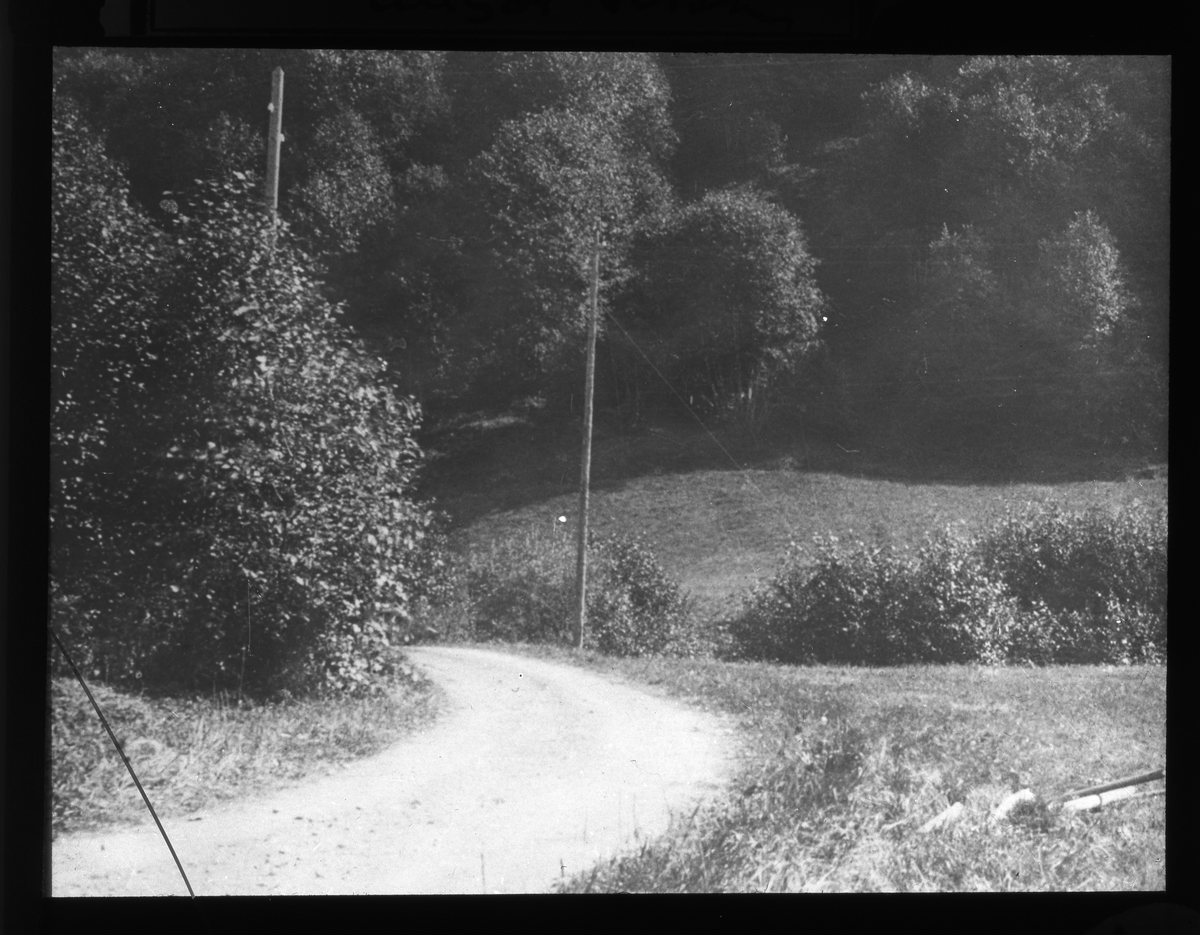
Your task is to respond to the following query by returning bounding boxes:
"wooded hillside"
[50,51,1169,696]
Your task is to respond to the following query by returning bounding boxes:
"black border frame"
[5,2,1188,932]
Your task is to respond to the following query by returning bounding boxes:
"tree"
[885,224,1029,442]
[658,53,788,196]
[51,48,450,255]
[815,56,1165,310]
[50,46,463,410]
[1036,211,1162,440]
[453,52,678,406]
[51,91,436,698]
[657,53,928,199]
[1039,209,1136,344]
[810,55,1167,447]
[617,185,826,424]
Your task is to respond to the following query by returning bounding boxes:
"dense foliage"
[458,529,575,645]
[729,504,1166,667]
[456,52,679,402]
[585,535,694,657]
[616,185,826,424]
[448,529,699,657]
[51,91,437,698]
[50,50,1167,453]
[51,48,450,253]
[808,55,1167,447]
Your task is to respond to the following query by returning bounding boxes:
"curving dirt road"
[51,646,737,895]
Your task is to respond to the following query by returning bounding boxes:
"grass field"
[434,420,1167,622]
[492,642,1166,892]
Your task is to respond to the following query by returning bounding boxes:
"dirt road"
[51,646,737,895]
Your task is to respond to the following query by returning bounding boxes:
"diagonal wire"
[602,308,810,539]
[49,625,196,898]
[602,310,766,488]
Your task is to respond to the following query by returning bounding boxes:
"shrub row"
[416,529,706,658]
[728,503,1166,666]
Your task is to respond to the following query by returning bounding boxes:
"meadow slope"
[453,463,1167,620]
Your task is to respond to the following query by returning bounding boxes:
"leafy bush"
[585,535,692,657]
[724,537,878,662]
[451,529,696,657]
[399,515,472,642]
[463,528,576,644]
[51,93,438,699]
[984,597,1063,666]
[802,538,910,664]
[1098,597,1167,664]
[730,504,1167,667]
[731,535,949,666]
[617,184,826,425]
[974,502,1166,665]
[900,530,993,664]
[978,503,1166,617]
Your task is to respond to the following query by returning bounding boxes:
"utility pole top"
[265,67,285,248]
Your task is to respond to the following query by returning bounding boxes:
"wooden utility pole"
[574,225,602,650]
[264,67,285,249]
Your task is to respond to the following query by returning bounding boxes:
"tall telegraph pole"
[265,67,285,249]
[574,224,602,650]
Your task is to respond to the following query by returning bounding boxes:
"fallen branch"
[1062,768,1164,801]
[1062,785,1165,813]
[909,772,1166,835]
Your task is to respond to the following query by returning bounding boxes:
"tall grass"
[50,651,438,837]
[511,648,1166,893]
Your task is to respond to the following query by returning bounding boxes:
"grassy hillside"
[421,416,1168,621]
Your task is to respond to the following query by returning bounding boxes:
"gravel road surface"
[51,645,736,895]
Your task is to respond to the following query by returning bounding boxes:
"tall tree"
[812,55,1168,445]
[450,52,678,407]
[617,185,826,425]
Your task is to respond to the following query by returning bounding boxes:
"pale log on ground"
[1061,785,1161,813]
[51,646,737,895]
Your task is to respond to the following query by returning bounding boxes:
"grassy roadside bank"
[476,641,1166,892]
[49,651,441,838]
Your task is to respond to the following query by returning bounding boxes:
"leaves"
[460,53,677,390]
[732,504,1166,667]
[620,184,826,421]
[51,92,439,698]
[1038,209,1134,342]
